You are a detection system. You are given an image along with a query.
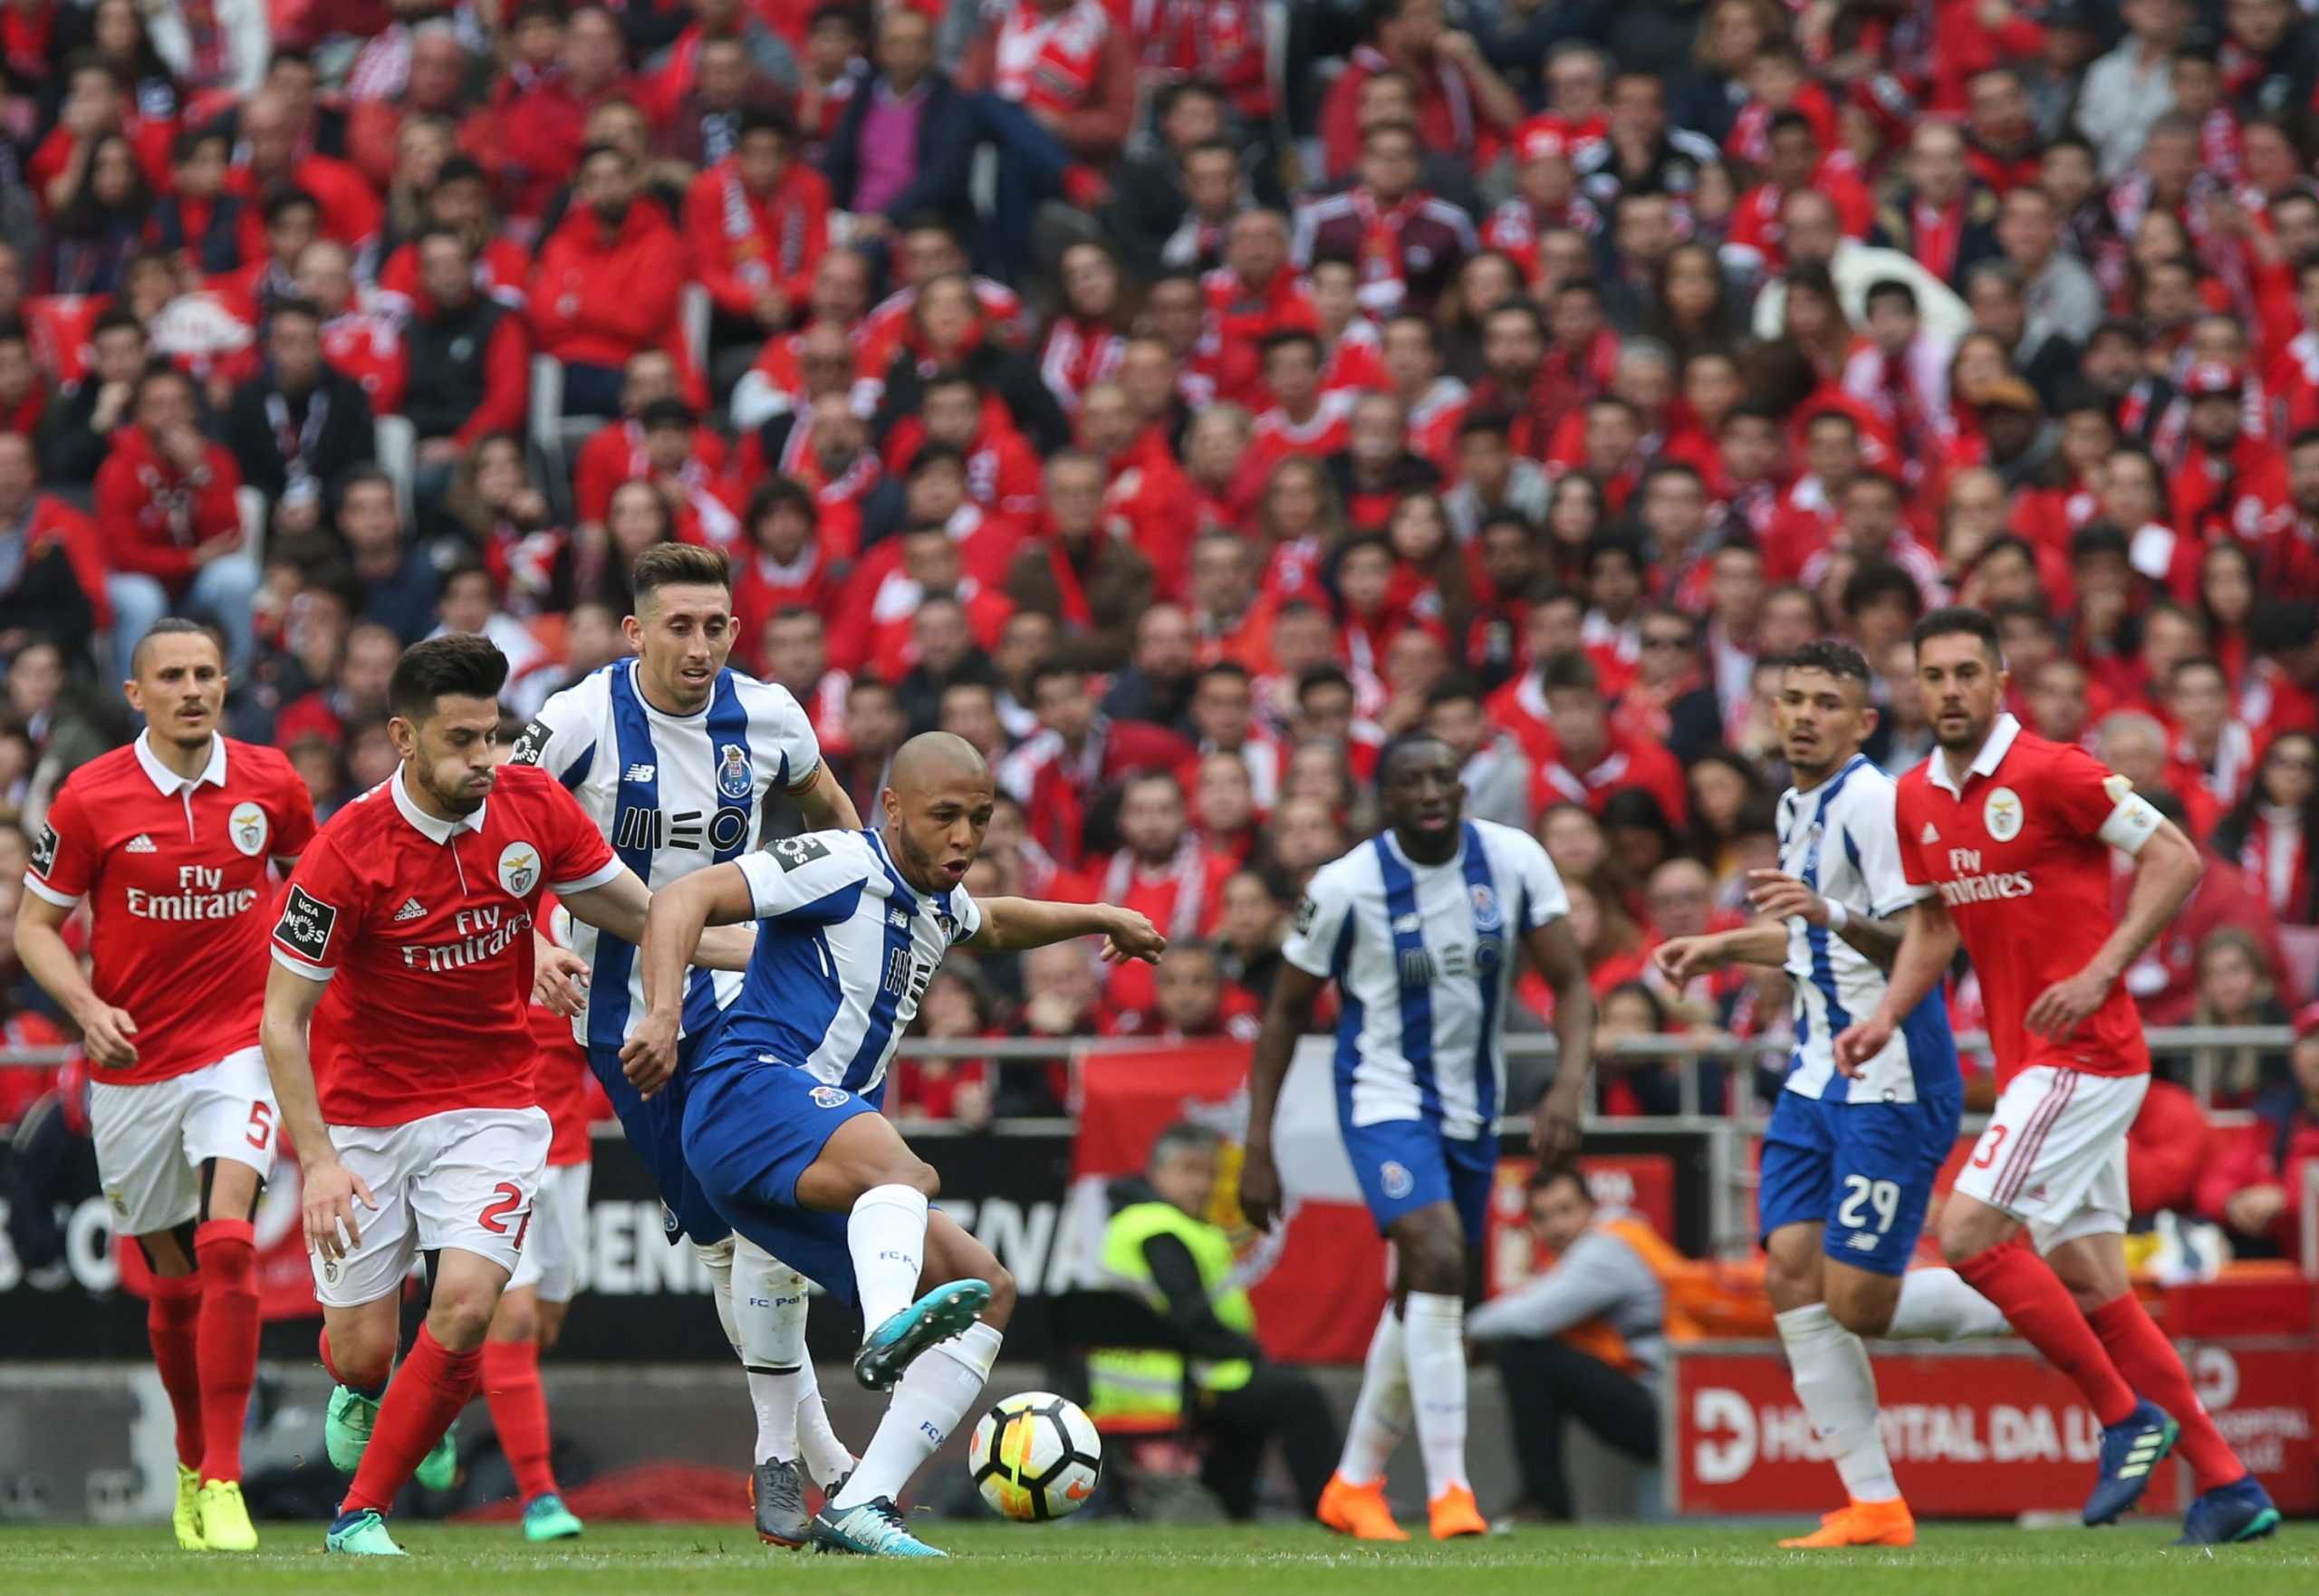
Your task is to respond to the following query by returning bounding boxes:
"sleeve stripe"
[781,759,823,795]
[546,855,625,894]
[22,873,79,909]
[270,945,334,982]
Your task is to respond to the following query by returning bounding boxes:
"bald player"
[629,734,1166,1555]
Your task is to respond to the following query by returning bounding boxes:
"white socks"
[832,1320,1003,1512]
[1402,1292,1469,1497]
[696,1235,741,1351]
[1336,1303,1410,1484]
[849,1185,929,1331]
[736,1240,810,1464]
[1776,1303,1897,1503]
[793,1358,854,1486]
[1882,1266,2010,1342]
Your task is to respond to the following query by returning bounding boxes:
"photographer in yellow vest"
[1090,1122,1339,1518]
[1467,1163,1676,1522]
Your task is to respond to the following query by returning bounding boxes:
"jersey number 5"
[245,1101,274,1151]
[479,1182,532,1248]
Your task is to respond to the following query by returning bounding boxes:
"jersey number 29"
[1837,1176,1901,1235]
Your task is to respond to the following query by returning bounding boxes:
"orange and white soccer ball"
[967,1390,1103,1521]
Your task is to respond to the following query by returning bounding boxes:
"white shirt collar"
[1928,712,2021,797]
[135,730,226,796]
[389,764,486,844]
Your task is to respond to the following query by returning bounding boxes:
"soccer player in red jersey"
[477,893,595,1543]
[1837,607,2280,1546]
[260,637,753,1556]
[15,620,317,1553]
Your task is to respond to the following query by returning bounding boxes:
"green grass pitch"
[4,1522,2315,1596]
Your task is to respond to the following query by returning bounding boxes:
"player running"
[626,733,1166,1557]
[1836,608,2279,1545]
[1653,641,2007,1550]
[476,893,593,1543]
[262,636,756,1556]
[510,543,862,1543]
[1239,734,1596,1542]
[15,620,316,1553]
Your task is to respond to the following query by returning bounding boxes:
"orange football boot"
[1778,1496,1916,1549]
[1428,1483,1487,1539]
[1318,1472,1408,1541]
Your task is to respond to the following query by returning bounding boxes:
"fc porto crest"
[1468,881,1503,933]
[716,743,753,803]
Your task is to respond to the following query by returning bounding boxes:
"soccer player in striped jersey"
[509,543,861,1543]
[627,733,1166,1556]
[1239,734,1597,1542]
[1653,641,2008,1549]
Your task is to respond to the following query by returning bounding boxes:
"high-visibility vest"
[1086,1201,1257,1428]
[1552,1215,1692,1376]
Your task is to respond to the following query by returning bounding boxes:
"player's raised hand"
[1237,1142,1284,1232]
[76,1004,139,1070]
[1746,870,1828,926]
[2026,966,2110,1042]
[1831,1014,1892,1078]
[1651,936,1721,985]
[303,1159,376,1261]
[533,940,592,1018]
[620,1009,681,1100]
[1098,909,1167,966]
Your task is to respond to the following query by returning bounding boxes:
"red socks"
[482,1339,560,1502]
[2089,1293,2247,1493]
[193,1220,261,1484]
[1954,1238,2138,1426]
[342,1325,482,1516]
[147,1273,207,1471]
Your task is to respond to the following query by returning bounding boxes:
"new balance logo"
[888,908,911,928]
[624,763,657,783]
[392,897,427,922]
[1920,822,1939,844]
[125,834,156,853]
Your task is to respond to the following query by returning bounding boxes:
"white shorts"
[507,1160,591,1303]
[89,1047,277,1236]
[311,1108,551,1309]
[1952,1065,2149,1254]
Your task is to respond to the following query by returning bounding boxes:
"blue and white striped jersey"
[1281,820,1568,1140]
[509,659,823,1051]
[1776,754,1955,1102]
[711,829,982,1096]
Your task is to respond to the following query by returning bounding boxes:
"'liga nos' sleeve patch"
[767,833,833,872]
[1293,895,1318,937]
[507,717,552,767]
[29,822,56,878]
[275,885,339,964]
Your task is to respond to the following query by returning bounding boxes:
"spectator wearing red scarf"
[683,110,830,351]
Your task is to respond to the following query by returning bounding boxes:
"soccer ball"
[967,1390,1103,1521]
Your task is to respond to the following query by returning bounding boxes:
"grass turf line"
[3,1522,2313,1595]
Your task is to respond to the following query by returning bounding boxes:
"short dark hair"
[1911,604,2004,663]
[1526,1161,1593,1206]
[130,617,221,676]
[1782,639,1872,686]
[390,633,509,721]
[1865,278,1918,315]
[1537,650,1601,697]
[639,396,697,432]
[631,543,730,602]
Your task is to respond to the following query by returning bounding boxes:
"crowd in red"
[0,0,2314,1255]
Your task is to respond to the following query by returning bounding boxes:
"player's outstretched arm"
[2026,815,2203,1042]
[1239,964,1325,1233]
[1652,921,1787,984]
[1525,916,1595,1162]
[964,898,1167,963]
[788,761,862,831]
[561,865,759,974]
[259,961,374,1261]
[620,861,762,1098]
[14,893,139,1069]
[1832,894,1962,1076]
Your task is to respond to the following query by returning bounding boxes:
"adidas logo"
[625,763,657,783]
[1920,822,1938,844]
[125,834,156,853]
[392,897,427,922]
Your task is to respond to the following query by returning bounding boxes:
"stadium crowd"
[0,0,2315,1253]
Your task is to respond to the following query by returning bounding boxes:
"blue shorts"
[679,1050,885,1308]
[1341,1114,1495,1247]
[586,1025,731,1246]
[1757,1087,1961,1276]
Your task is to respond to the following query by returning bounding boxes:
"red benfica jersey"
[270,764,620,1128]
[26,735,315,1086]
[532,895,595,1168]
[1894,715,2162,1084]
